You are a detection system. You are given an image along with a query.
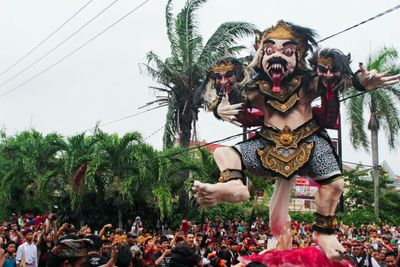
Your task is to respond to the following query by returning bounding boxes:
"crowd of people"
[1,212,400,266]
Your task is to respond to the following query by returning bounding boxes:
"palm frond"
[345,89,369,150]
[197,21,257,69]
[374,90,400,149]
[165,0,180,59]
[368,47,399,71]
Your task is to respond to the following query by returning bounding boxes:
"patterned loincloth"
[233,120,341,184]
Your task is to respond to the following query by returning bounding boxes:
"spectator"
[384,252,398,267]
[351,240,380,267]
[152,235,171,267]
[169,243,201,267]
[46,236,94,267]
[3,241,17,267]
[16,229,38,267]
[83,235,108,267]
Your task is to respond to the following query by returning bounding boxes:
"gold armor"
[257,120,319,178]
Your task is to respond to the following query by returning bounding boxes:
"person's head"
[352,241,364,257]
[169,243,201,267]
[385,252,398,267]
[383,235,391,244]
[186,233,195,244]
[116,244,133,267]
[46,236,92,267]
[24,229,34,242]
[126,232,138,246]
[85,234,103,252]
[159,235,170,249]
[247,239,258,253]
[195,232,203,243]
[6,241,17,254]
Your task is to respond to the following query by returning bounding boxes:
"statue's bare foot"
[313,232,345,261]
[192,180,249,206]
[264,229,292,252]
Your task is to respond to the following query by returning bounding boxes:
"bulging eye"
[265,46,274,55]
[283,47,294,57]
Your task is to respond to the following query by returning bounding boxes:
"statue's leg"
[268,177,296,250]
[192,147,250,206]
[313,178,345,261]
[306,133,345,261]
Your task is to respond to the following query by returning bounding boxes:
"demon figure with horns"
[193,20,400,263]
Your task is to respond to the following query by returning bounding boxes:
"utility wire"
[0,0,120,90]
[0,0,152,99]
[144,126,164,140]
[80,104,166,134]
[0,0,95,78]
[318,4,400,43]
[133,127,260,165]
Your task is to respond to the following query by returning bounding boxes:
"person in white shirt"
[16,229,38,267]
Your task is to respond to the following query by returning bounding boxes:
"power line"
[0,0,95,78]
[80,104,167,134]
[132,127,260,165]
[0,0,120,90]
[318,4,400,43]
[0,0,152,99]
[144,126,164,140]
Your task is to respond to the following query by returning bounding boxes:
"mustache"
[267,56,288,67]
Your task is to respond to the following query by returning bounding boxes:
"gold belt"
[257,120,319,178]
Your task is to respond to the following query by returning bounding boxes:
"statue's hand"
[358,62,400,91]
[217,94,245,126]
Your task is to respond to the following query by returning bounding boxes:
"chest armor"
[255,75,303,113]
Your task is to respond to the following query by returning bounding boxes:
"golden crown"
[262,20,299,43]
[317,56,334,66]
[210,62,235,73]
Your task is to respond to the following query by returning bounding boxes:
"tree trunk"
[369,114,380,219]
[117,208,123,228]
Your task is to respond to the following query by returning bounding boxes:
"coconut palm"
[141,0,257,148]
[0,130,65,216]
[345,46,400,218]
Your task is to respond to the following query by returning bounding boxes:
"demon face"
[316,57,342,101]
[212,69,237,95]
[261,39,297,93]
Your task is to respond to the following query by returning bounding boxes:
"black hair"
[169,243,201,267]
[5,241,17,248]
[247,262,268,267]
[115,244,133,267]
[309,48,353,76]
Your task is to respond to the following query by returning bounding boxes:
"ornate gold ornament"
[218,169,245,183]
[255,75,302,113]
[261,20,305,59]
[257,120,319,178]
[317,56,334,66]
[211,62,235,73]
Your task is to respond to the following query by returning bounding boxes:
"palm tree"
[345,46,400,218]
[0,130,65,216]
[141,0,257,148]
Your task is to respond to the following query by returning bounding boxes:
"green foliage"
[345,46,400,151]
[337,209,378,225]
[289,212,315,224]
[141,0,257,147]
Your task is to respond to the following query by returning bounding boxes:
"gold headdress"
[261,20,306,59]
[262,20,300,43]
[210,62,236,73]
[317,56,334,66]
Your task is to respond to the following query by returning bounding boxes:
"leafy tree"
[141,0,257,148]
[345,46,400,218]
[0,130,65,217]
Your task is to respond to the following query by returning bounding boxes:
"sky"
[0,0,399,174]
